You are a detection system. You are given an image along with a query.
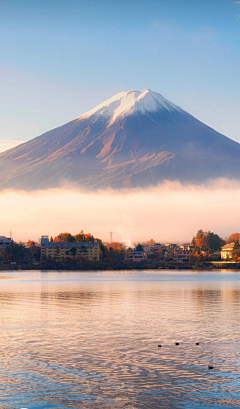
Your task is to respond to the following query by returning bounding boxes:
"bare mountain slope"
[0,89,240,190]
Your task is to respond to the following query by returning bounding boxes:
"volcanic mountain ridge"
[0,88,240,190]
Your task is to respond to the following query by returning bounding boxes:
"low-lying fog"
[0,179,239,244]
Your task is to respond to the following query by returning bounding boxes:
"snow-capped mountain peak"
[1,87,240,191]
[79,89,181,124]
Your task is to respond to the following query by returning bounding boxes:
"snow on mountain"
[0,89,240,191]
[79,89,182,125]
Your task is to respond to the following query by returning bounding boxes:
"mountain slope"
[0,89,240,190]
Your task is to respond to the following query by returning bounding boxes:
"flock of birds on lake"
[158,342,214,369]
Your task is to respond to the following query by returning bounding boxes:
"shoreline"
[1,261,240,272]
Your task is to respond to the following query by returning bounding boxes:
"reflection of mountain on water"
[40,291,104,302]
[192,288,240,305]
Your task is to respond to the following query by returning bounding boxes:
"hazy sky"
[0,0,240,145]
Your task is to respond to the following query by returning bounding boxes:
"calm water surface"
[0,270,240,408]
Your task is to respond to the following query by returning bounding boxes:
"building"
[220,242,235,260]
[0,236,13,250]
[124,249,147,262]
[174,249,191,262]
[180,243,194,251]
[41,236,99,261]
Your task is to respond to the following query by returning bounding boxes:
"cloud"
[0,179,240,244]
[0,139,24,153]
[235,1,240,18]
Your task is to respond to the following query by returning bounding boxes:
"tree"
[26,240,41,259]
[74,232,94,242]
[79,246,88,257]
[55,246,60,258]
[4,242,25,261]
[74,233,85,242]
[125,248,132,259]
[205,232,224,253]
[233,247,240,261]
[52,231,96,244]
[192,230,224,254]
[70,247,77,257]
[227,233,240,243]
[54,232,75,243]
[135,244,143,251]
[233,240,239,250]
[147,239,155,245]
[107,242,123,251]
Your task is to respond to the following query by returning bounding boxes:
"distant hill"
[0,88,240,190]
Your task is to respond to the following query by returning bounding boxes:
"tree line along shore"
[0,230,240,271]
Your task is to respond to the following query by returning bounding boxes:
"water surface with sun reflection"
[0,270,240,408]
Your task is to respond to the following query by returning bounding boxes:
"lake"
[0,270,240,408]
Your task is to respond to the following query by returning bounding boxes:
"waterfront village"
[0,230,240,271]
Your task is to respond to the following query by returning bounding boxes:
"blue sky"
[0,0,240,144]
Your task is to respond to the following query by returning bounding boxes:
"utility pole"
[109,231,113,243]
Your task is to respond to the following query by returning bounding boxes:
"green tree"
[70,247,77,257]
[4,242,25,261]
[55,246,60,258]
[205,232,224,253]
[79,246,88,257]
[233,247,240,261]
[233,240,239,250]
[192,230,224,254]
[136,244,143,251]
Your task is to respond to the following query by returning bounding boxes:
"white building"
[124,250,147,262]
[220,242,235,260]
[174,249,191,262]
[0,236,13,250]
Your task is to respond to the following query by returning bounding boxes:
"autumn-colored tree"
[80,233,94,242]
[147,239,156,245]
[26,240,35,247]
[107,242,123,251]
[192,230,205,251]
[227,233,240,243]
[196,237,204,250]
[192,230,224,254]
[74,233,85,242]
[53,231,95,243]
[54,232,75,242]
[26,240,41,259]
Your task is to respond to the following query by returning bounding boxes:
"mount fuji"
[1,89,240,190]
